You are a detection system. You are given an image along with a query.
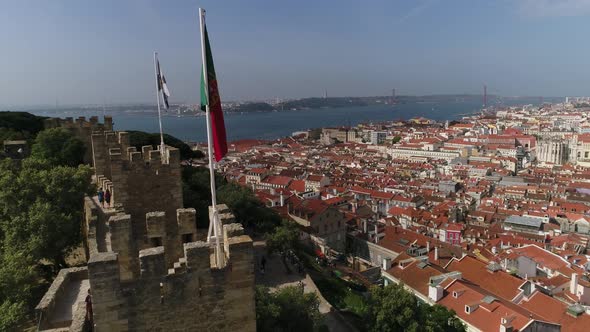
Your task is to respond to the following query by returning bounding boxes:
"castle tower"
[37,127,256,332]
[91,131,184,266]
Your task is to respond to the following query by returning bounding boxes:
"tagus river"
[25,99,541,142]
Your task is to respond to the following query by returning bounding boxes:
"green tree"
[0,158,93,269]
[0,249,39,331]
[256,285,322,332]
[366,284,465,332]
[0,111,45,141]
[181,166,225,228]
[266,220,300,255]
[419,304,464,332]
[31,128,85,167]
[182,166,281,232]
[392,136,402,144]
[368,283,421,332]
[217,182,281,232]
[0,158,92,330]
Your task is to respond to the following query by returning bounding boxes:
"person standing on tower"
[104,189,111,208]
[97,188,104,207]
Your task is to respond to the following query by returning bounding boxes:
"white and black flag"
[156,57,171,109]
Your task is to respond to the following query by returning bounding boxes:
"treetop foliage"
[31,128,86,167]
[255,285,322,332]
[0,127,93,330]
[367,283,465,332]
[182,166,281,232]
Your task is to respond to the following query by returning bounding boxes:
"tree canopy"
[182,166,281,232]
[0,111,45,142]
[266,220,300,255]
[217,182,281,233]
[367,283,465,332]
[31,128,86,167]
[255,285,322,332]
[0,156,93,330]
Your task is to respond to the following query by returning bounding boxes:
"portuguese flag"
[200,25,228,162]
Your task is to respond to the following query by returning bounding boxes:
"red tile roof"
[439,280,533,332]
[509,245,570,272]
[446,256,524,301]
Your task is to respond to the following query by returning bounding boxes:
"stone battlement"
[87,217,255,332]
[89,130,184,264]
[84,201,198,280]
[108,144,181,168]
[44,115,113,132]
[38,123,256,331]
[90,222,249,282]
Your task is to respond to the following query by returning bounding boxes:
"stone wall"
[40,125,256,331]
[87,223,256,332]
[91,131,184,267]
[35,267,89,331]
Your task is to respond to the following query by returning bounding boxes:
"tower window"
[150,237,163,247]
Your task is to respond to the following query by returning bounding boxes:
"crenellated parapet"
[89,129,184,266]
[44,115,113,132]
[41,118,255,331]
[87,222,255,332]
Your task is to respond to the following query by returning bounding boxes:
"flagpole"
[200,7,223,267]
[153,51,166,159]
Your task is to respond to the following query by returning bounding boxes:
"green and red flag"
[200,25,227,162]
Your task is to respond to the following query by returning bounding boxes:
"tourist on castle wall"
[105,189,111,207]
[98,188,104,207]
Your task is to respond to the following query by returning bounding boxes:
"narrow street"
[253,240,358,332]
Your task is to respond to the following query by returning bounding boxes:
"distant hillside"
[0,111,46,141]
[226,102,275,113]
[274,94,496,110]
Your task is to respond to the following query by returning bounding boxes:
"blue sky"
[1,0,590,106]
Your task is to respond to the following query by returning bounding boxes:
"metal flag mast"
[153,52,166,159]
[199,8,223,267]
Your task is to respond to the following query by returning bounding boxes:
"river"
[23,98,544,142]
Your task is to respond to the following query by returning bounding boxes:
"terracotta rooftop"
[446,256,524,301]
[439,279,534,332]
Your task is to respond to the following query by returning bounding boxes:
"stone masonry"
[37,121,256,332]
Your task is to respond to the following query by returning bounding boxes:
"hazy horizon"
[2,0,590,106]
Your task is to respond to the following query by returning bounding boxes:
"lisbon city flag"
[200,25,228,162]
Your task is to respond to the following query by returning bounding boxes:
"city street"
[253,240,358,332]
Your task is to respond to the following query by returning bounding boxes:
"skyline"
[3,0,590,106]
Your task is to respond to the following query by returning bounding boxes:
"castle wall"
[90,131,185,267]
[87,223,256,332]
[56,126,255,331]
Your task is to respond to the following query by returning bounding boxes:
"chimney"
[434,246,439,261]
[270,188,276,195]
[382,257,392,270]
[570,273,579,296]
[427,241,430,253]
[280,192,284,207]
[428,284,444,302]
[500,316,515,332]
[363,220,367,233]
